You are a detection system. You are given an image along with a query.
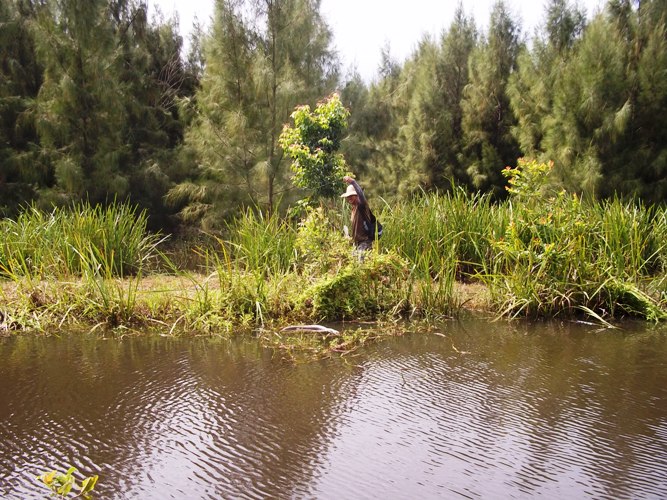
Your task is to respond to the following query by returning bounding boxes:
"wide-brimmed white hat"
[341,184,358,198]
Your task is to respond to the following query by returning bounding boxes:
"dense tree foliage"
[0,0,43,216]
[2,0,667,230]
[401,6,478,193]
[167,0,338,228]
[341,46,407,197]
[0,0,194,228]
[461,1,522,199]
[280,93,349,200]
[508,0,586,160]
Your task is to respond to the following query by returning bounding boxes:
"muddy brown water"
[1,319,666,499]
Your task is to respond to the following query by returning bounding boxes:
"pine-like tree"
[368,46,414,197]
[535,0,667,201]
[403,5,477,191]
[19,0,196,227]
[508,0,586,158]
[171,0,338,228]
[31,0,130,204]
[0,0,44,216]
[605,0,667,201]
[461,0,522,198]
[112,1,194,229]
[543,8,629,197]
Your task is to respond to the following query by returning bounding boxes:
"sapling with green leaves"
[280,93,350,201]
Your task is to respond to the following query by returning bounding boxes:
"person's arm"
[343,176,367,205]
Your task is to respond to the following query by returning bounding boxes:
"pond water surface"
[1,319,666,499]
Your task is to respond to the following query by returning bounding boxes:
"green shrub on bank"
[197,206,453,324]
[294,206,351,276]
[298,251,410,321]
[484,159,667,320]
[227,208,297,275]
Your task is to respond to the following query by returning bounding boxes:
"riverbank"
[2,162,667,350]
[0,272,493,358]
[0,273,493,335]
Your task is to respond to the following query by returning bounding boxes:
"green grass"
[0,202,164,280]
[381,187,504,280]
[226,208,297,275]
[3,165,667,344]
[481,167,667,321]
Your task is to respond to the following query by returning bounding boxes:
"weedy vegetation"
[2,161,667,357]
[37,466,98,499]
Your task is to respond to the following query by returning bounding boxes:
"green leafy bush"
[294,206,350,275]
[486,159,666,320]
[280,93,349,199]
[300,252,409,321]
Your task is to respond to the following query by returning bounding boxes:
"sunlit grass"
[226,208,297,275]
[2,174,667,346]
[481,163,667,321]
[381,187,505,280]
[0,202,164,280]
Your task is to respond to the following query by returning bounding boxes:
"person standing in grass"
[341,175,379,255]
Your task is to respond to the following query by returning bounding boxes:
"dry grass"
[454,282,493,312]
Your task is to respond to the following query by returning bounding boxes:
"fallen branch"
[280,324,340,335]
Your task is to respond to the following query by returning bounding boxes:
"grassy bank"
[2,161,667,356]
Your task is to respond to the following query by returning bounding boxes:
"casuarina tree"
[171,0,339,228]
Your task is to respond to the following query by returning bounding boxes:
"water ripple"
[2,327,667,499]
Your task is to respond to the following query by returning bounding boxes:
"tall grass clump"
[648,206,667,303]
[404,243,457,318]
[484,159,666,321]
[382,187,503,280]
[595,200,667,313]
[595,198,666,278]
[0,202,163,280]
[226,208,297,275]
[0,208,58,280]
[164,207,350,332]
[187,240,269,331]
[64,202,164,277]
[192,206,432,324]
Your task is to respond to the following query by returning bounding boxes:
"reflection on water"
[1,320,666,499]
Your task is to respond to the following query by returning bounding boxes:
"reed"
[180,237,304,331]
[0,202,163,280]
[0,208,53,279]
[381,188,503,280]
[3,166,667,340]
[227,208,297,275]
[0,203,166,331]
[483,161,667,321]
[76,249,142,328]
[595,198,666,278]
